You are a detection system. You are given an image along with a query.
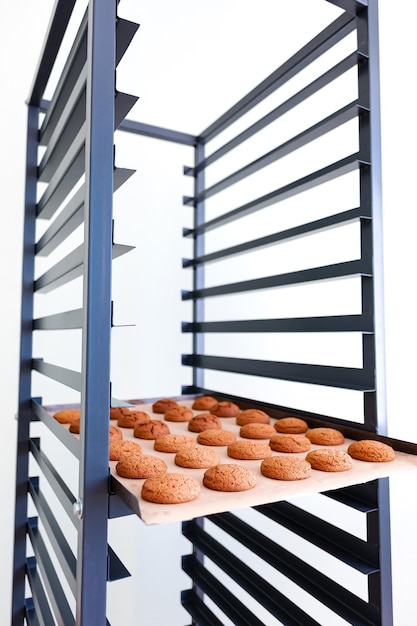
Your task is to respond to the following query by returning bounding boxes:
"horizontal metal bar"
[184,208,369,264]
[37,124,85,220]
[182,555,279,626]
[33,308,83,331]
[207,511,380,625]
[29,438,78,528]
[255,501,379,570]
[200,12,356,141]
[324,480,379,510]
[118,118,198,146]
[183,524,320,626]
[35,242,134,293]
[32,360,81,392]
[27,518,74,625]
[31,399,80,458]
[182,258,371,301]
[27,0,77,106]
[182,313,374,334]
[26,556,55,626]
[182,353,374,391]
[181,589,224,626]
[187,52,363,176]
[194,101,365,204]
[28,479,77,595]
[184,154,366,234]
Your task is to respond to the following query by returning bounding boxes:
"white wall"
[1,1,417,624]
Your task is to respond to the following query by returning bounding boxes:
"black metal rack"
[12,1,397,624]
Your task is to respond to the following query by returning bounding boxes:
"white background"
[1,0,417,624]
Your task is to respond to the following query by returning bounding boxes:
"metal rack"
[12,1,395,624]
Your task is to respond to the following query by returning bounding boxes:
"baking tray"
[95,398,417,525]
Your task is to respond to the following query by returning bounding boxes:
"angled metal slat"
[34,242,134,293]
[28,479,77,595]
[27,518,75,625]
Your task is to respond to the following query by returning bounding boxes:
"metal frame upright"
[12,1,138,623]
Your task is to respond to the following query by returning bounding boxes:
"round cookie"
[239,423,276,439]
[109,440,142,461]
[274,417,308,434]
[261,456,312,481]
[164,406,194,422]
[209,401,240,418]
[175,447,221,469]
[188,413,222,433]
[152,398,179,414]
[306,449,352,472]
[116,454,167,479]
[53,409,80,424]
[227,440,272,460]
[197,429,236,446]
[154,434,195,453]
[141,472,200,504]
[269,434,311,453]
[203,464,256,492]
[192,396,218,410]
[134,420,170,440]
[236,409,270,426]
[110,407,132,420]
[348,439,395,462]
[110,425,123,442]
[69,419,81,434]
[117,411,151,428]
[306,427,344,446]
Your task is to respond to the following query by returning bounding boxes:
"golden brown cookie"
[69,419,80,434]
[269,434,311,453]
[348,440,395,462]
[117,411,151,428]
[116,454,167,479]
[306,427,344,446]
[175,447,221,469]
[274,417,308,433]
[141,473,200,504]
[109,440,142,461]
[239,423,276,439]
[154,434,196,453]
[227,440,272,460]
[209,401,240,417]
[188,413,222,433]
[236,409,270,426]
[152,398,179,414]
[192,396,218,410]
[164,406,194,422]
[261,456,312,480]
[197,429,236,446]
[53,409,80,424]
[203,464,256,492]
[110,425,123,442]
[306,449,352,472]
[133,420,170,440]
[110,407,132,420]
